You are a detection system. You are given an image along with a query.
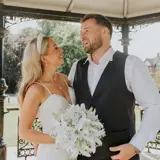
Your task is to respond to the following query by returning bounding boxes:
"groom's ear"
[102,27,109,35]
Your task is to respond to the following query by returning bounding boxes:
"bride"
[18,34,75,160]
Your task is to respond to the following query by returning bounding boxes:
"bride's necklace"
[41,76,63,91]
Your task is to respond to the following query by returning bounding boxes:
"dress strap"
[35,80,52,95]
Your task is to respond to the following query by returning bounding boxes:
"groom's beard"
[84,38,103,54]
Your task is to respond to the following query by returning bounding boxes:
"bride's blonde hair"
[18,34,49,104]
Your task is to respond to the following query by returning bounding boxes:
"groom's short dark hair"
[80,14,113,38]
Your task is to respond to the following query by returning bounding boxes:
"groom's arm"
[68,61,78,87]
[110,55,160,160]
[126,55,160,151]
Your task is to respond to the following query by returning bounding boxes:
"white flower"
[50,103,106,159]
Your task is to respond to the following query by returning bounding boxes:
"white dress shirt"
[68,47,160,151]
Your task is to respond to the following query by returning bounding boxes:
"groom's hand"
[110,143,137,160]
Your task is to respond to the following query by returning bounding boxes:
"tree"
[4,28,39,93]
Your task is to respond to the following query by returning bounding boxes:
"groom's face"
[80,19,103,54]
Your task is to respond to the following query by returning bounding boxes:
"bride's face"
[43,39,64,67]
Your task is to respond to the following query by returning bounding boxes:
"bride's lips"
[58,53,63,59]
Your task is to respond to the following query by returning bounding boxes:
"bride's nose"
[59,47,63,53]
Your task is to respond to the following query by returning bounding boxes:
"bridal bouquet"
[50,103,106,159]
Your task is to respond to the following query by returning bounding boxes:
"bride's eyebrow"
[53,43,57,47]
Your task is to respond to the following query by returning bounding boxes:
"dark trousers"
[101,155,139,160]
[78,154,140,160]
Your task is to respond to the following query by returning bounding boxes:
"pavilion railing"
[17,117,42,160]
[140,110,160,152]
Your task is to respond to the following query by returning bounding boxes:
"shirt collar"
[84,47,115,65]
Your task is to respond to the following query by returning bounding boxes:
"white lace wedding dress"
[36,82,75,160]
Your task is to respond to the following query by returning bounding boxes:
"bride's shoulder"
[56,72,67,78]
[56,73,68,83]
[26,83,44,97]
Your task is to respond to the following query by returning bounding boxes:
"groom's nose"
[80,30,86,39]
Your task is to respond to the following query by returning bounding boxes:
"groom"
[68,14,160,160]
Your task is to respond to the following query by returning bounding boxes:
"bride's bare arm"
[19,84,55,145]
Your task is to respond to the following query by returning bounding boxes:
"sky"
[9,20,160,61]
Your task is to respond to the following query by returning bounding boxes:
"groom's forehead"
[81,19,98,30]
